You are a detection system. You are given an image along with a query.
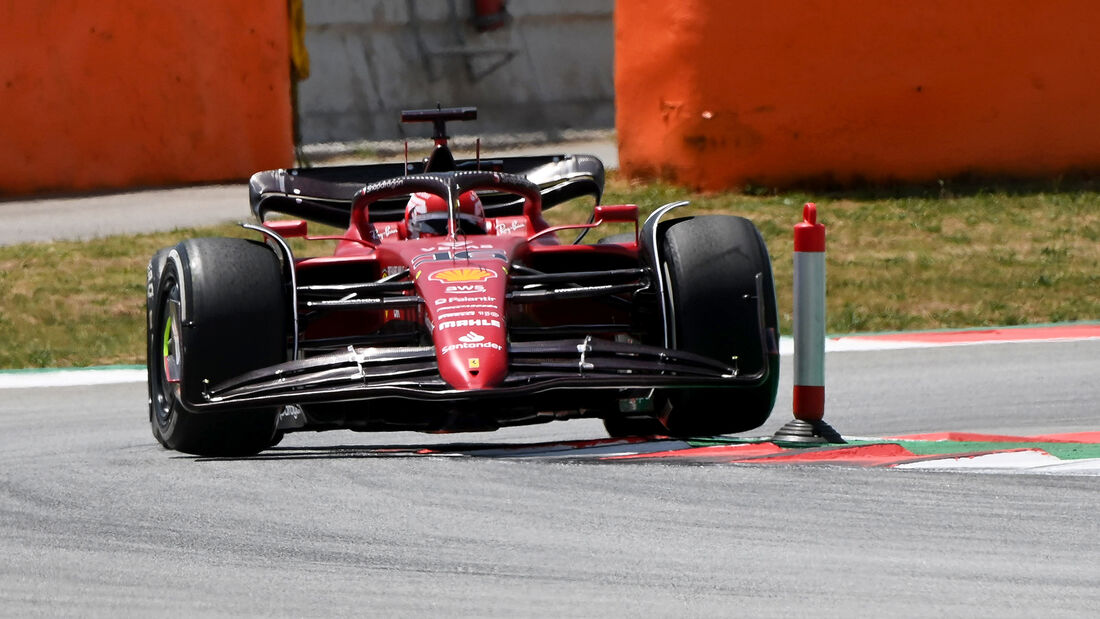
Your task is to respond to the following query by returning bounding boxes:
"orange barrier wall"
[616,0,1100,190]
[1,2,293,196]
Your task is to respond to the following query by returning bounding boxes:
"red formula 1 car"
[146,107,780,456]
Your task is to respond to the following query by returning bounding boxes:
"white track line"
[784,334,1099,355]
[0,368,145,389]
[895,451,1100,475]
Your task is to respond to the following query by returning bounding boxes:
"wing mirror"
[264,219,308,238]
[594,204,638,223]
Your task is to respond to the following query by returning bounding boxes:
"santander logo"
[458,331,485,343]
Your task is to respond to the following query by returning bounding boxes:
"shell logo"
[429,267,497,283]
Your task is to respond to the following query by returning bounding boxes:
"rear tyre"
[658,215,780,436]
[603,415,667,438]
[147,238,288,456]
[597,232,636,245]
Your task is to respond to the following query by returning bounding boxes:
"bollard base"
[771,419,845,445]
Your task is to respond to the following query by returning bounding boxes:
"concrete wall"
[0,1,293,196]
[616,0,1100,190]
[297,0,614,144]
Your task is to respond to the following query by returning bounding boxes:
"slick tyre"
[597,232,636,245]
[658,215,780,436]
[147,238,288,456]
[603,415,667,438]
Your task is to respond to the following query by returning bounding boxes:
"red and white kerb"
[793,203,826,421]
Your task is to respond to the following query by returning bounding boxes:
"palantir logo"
[458,331,485,343]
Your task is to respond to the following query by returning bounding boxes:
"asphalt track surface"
[3,341,1098,616]
[2,151,1096,614]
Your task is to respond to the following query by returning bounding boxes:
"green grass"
[1,174,1098,369]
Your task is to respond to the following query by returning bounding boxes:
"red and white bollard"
[773,203,843,443]
[793,203,826,420]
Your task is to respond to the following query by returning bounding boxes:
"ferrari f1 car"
[146,107,780,456]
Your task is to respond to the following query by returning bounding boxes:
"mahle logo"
[438,318,500,331]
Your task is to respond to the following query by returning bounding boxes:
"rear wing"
[249,154,605,228]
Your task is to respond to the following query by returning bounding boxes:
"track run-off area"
[2,324,1098,615]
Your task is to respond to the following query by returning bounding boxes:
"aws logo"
[444,284,487,294]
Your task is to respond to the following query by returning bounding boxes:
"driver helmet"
[405,190,486,237]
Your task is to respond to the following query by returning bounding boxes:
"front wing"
[180,337,775,413]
